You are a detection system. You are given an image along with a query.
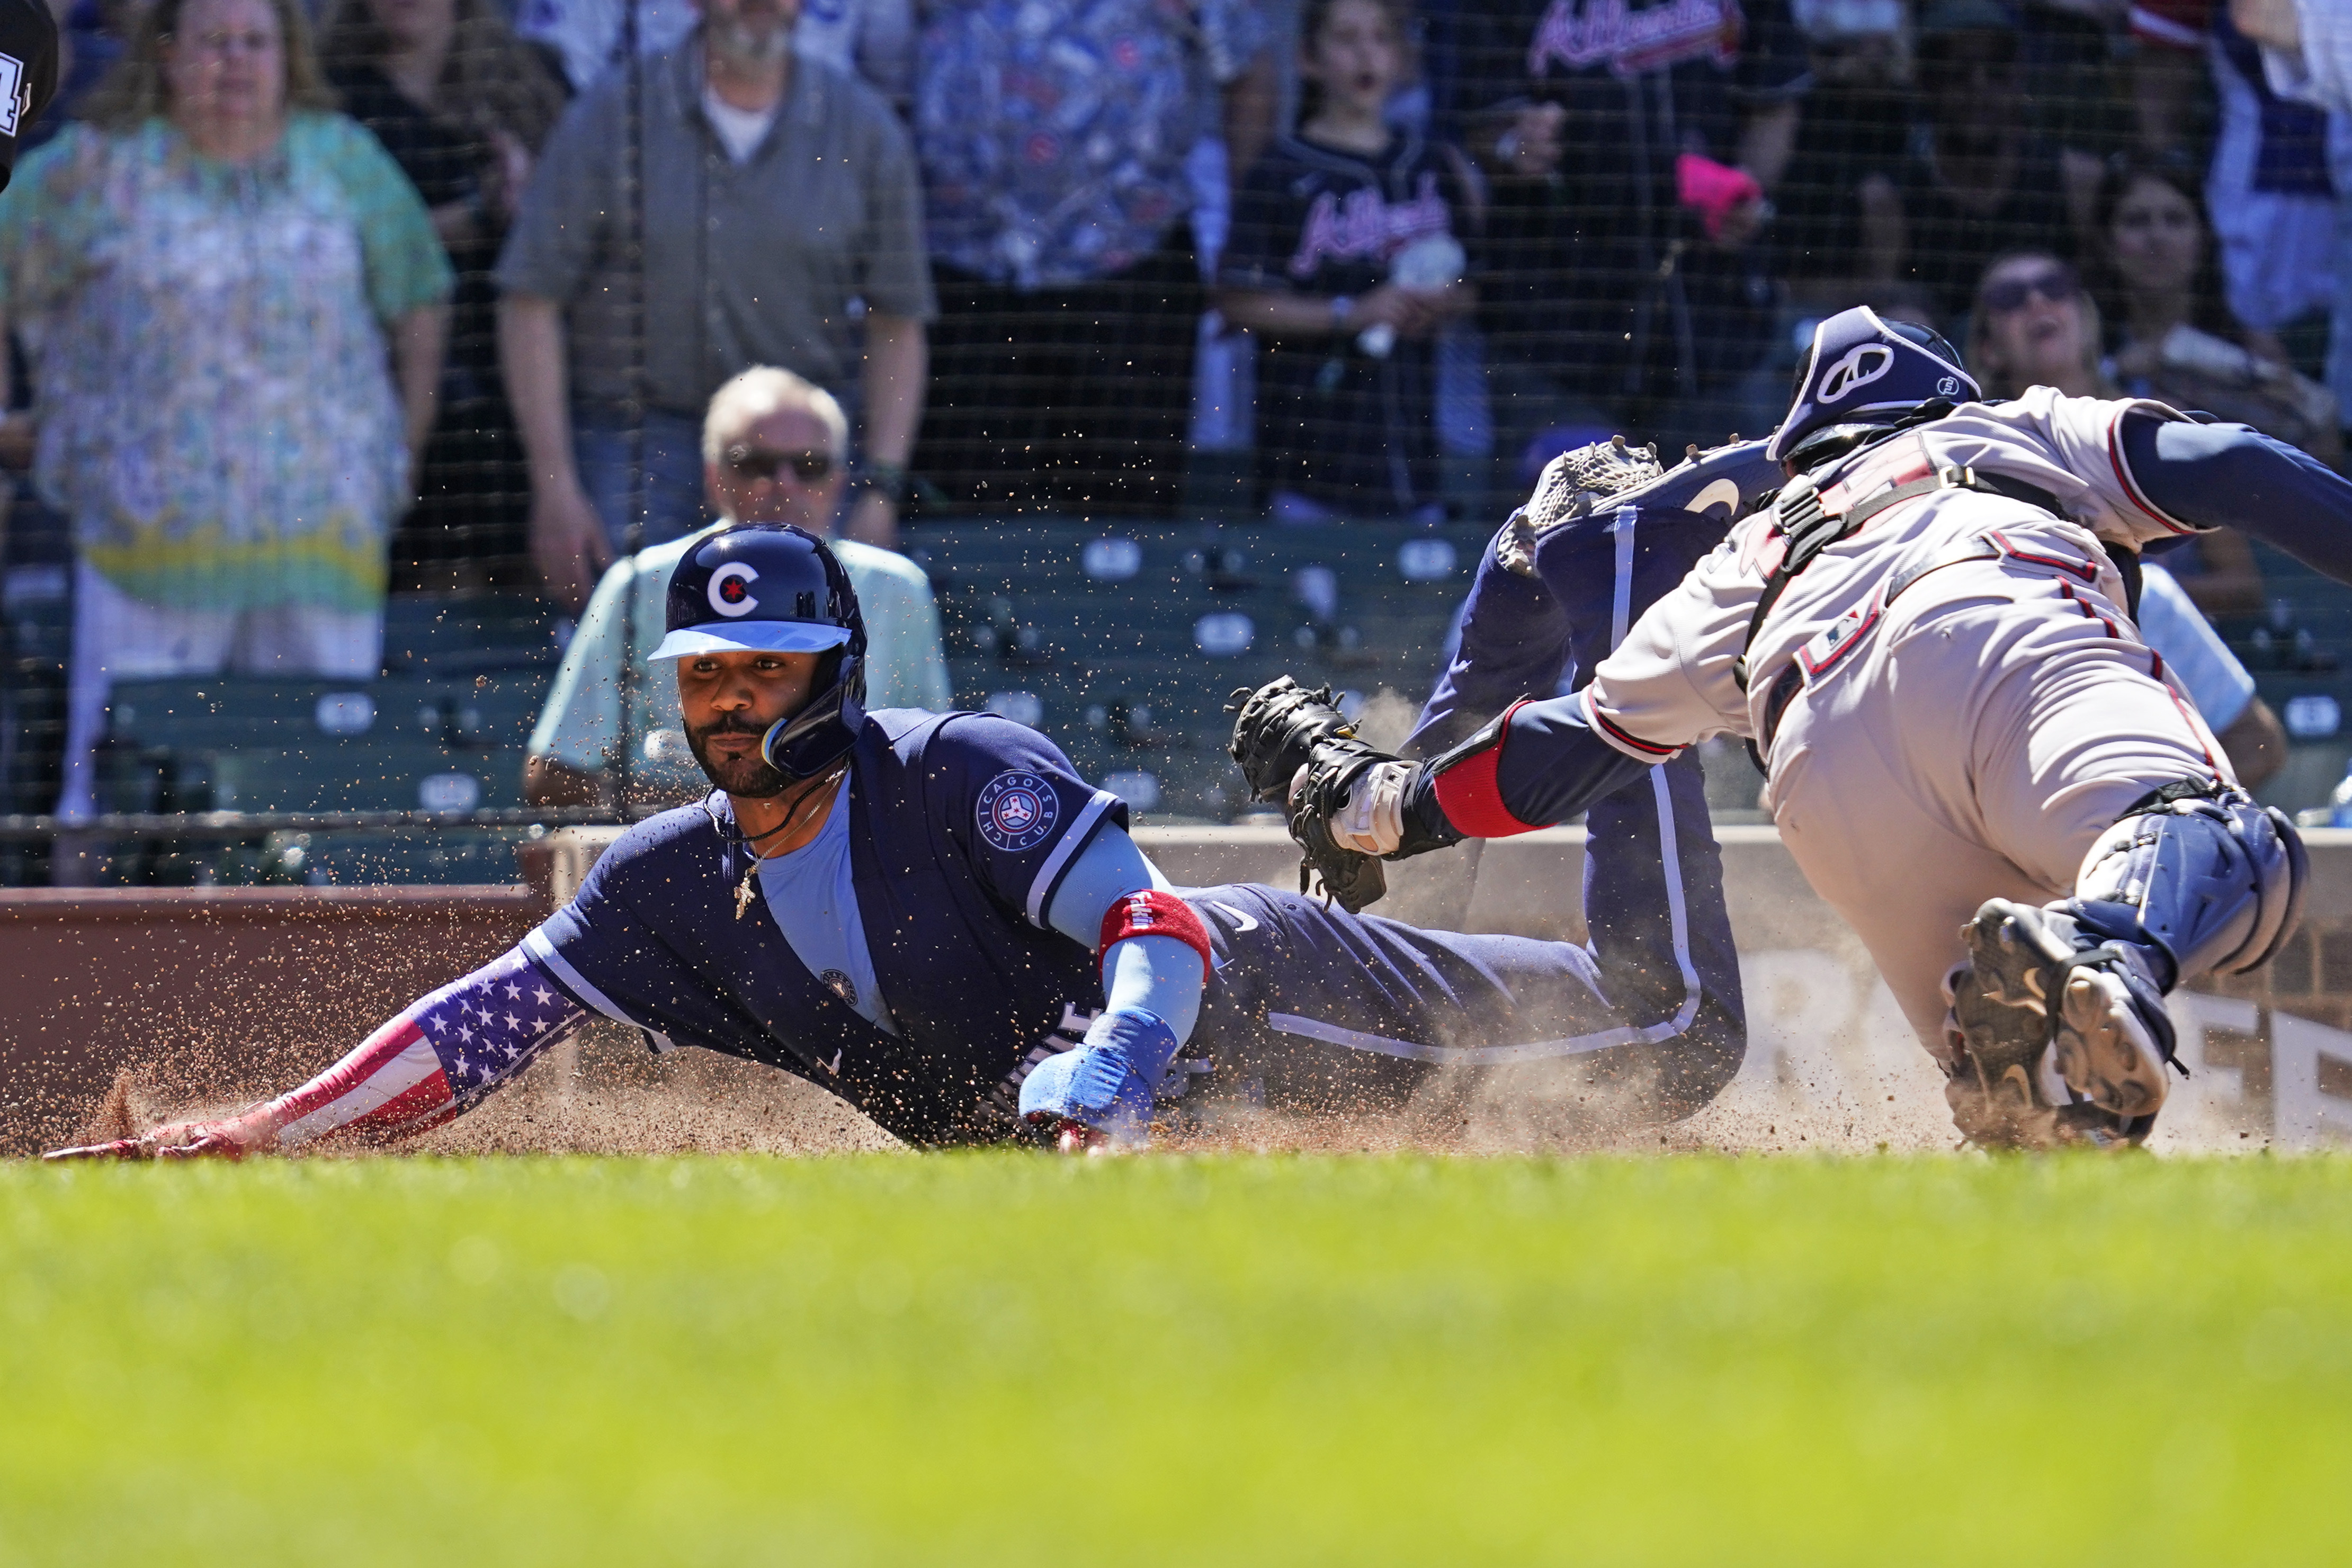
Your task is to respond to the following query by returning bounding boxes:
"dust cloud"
[23,719,2265,1161]
[58,1016,1974,1163]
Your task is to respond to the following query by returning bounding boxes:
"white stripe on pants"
[57,558,383,820]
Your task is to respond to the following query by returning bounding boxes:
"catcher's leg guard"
[2068,784,2307,985]
[1946,784,2306,1144]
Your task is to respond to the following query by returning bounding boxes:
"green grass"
[4,1154,2349,1566]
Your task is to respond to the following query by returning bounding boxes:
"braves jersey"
[1437,0,1809,400]
[1220,130,1477,516]
[1582,391,2201,757]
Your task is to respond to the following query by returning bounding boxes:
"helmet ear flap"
[759,649,866,779]
[1788,338,1817,413]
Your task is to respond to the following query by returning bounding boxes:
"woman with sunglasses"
[1965,253,2114,403]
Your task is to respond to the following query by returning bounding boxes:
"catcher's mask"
[1768,306,1979,468]
[651,523,868,781]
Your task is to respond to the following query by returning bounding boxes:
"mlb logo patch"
[977,769,1058,853]
[1797,596,1882,677]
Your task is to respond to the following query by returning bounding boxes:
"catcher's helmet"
[1766,306,1979,466]
[652,523,868,779]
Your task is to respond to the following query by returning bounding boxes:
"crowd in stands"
[3,0,2351,836]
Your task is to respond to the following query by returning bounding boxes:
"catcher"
[1233,306,2336,1148]
[49,523,1745,1160]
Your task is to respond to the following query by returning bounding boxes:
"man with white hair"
[525,365,947,808]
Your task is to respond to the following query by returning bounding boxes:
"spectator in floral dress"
[0,0,453,821]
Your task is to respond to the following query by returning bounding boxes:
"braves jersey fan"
[1221,128,1479,517]
[0,0,56,188]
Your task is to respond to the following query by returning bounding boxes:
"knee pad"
[2069,783,2308,987]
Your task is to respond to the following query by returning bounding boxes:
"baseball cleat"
[1938,1052,2151,1151]
[1951,899,2170,1137]
[1496,436,1665,575]
[2049,966,2169,1118]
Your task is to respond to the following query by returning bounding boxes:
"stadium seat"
[208,828,536,887]
[73,599,560,882]
[915,517,1487,820]
[2223,542,2352,813]
[381,593,564,675]
[0,567,71,882]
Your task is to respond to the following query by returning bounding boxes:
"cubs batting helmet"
[1766,306,1980,466]
[651,523,868,779]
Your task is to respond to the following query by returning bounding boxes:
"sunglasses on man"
[725,445,835,483]
[1981,265,2079,315]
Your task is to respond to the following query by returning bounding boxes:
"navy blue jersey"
[1437,0,1809,405]
[510,702,1745,1143]
[1221,130,1478,517]
[524,709,1126,1145]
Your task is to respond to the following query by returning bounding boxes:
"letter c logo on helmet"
[708,562,759,617]
[1815,343,1894,405]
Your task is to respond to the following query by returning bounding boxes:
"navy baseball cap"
[1767,306,1980,463]
[651,524,863,662]
[0,0,59,191]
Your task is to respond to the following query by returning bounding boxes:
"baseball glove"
[1497,434,1666,576]
[1227,676,1396,912]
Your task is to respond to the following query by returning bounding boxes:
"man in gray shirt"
[497,0,935,611]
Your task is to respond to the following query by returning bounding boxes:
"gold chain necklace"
[733,766,848,920]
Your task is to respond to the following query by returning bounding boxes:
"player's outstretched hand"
[42,1117,257,1162]
[1020,1044,1152,1153]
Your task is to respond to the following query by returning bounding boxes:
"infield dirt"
[51,1014,2059,1162]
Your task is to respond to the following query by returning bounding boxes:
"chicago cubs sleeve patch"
[977,769,1060,853]
[934,714,1128,925]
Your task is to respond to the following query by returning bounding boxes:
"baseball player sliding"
[1234,306,2339,1148]
[51,524,1746,1161]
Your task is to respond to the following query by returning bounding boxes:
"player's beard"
[686,713,792,799]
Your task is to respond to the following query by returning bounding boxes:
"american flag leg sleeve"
[249,946,593,1150]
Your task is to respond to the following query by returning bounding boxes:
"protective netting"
[2,0,2349,886]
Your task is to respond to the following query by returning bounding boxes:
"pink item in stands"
[1676,153,1763,242]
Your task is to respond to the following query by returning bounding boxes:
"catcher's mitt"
[1227,676,1394,912]
[1497,434,1665,576]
